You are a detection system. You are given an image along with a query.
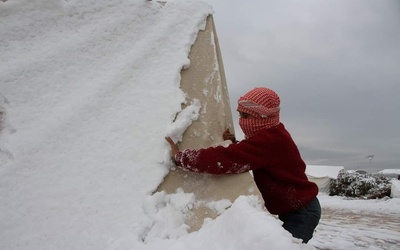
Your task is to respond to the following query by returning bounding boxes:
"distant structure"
[390,179,400,198]
[305,165,344,193]
[378,169,400,179]
[366,155,374,173]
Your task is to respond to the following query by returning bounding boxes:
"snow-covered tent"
[378,169,400,179]
[306,165,344,193]
[0,1,303,249]
[391,180,400,198]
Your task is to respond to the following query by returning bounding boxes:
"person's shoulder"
[270,123,290,134]
[259,123,285,134]
[255,123,292,142]
[275,122,285,130]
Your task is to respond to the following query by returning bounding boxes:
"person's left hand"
[165,136,179,159]
[223,129,236,143]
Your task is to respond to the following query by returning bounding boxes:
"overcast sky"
[205,0,400,171]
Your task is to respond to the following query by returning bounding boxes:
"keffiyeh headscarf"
[237,87,280,138]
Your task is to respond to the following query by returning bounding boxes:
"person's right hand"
[222,129,236,143]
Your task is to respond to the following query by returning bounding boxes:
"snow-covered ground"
[311,194,400,250]
[1,1,399,250]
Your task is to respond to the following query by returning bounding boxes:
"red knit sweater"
[174,123,318,215]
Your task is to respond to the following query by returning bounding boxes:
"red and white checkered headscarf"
[237,87,280,138]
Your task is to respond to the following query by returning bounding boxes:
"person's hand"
[222,129,236,144]
[165,136,179,159]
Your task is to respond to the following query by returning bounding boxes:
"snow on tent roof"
[306,165,344,179]
[0,1,304,249]
[378,169,400,175]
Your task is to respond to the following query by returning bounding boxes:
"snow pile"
[140,195,303,250]
[141,188,195,242]
[0,0,306,249]
[207,198,232,214]
[177,196,307,250]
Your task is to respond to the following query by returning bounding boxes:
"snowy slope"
[0,1,306,250]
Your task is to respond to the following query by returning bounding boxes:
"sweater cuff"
[173,151,183,166]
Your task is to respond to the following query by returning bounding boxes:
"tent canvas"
[391,180,400,198]
[305,165,344,193]
[156,15,262,232]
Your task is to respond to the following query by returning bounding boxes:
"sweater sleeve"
[174,147,250,175]
[174,132,281,175]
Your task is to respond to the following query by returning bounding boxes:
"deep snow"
[1,1,399,250]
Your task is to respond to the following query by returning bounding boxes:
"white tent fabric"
[391,180,400,198]
[305,165,344,193]
[307,176,331,193]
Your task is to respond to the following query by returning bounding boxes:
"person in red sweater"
[165,87,321,243]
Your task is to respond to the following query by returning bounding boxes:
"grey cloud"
[207,0,400,170]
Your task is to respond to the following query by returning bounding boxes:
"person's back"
[244,123,318,215]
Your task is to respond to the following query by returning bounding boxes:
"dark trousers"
[278,197,321,243]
